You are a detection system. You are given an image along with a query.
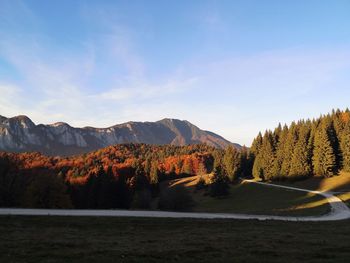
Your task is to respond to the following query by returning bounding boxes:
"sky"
[0,0,350,146]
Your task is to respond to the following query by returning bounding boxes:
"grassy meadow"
[167,176,330,216]
[1,215,349,263]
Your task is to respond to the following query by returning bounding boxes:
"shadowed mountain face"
[0,115,240,156]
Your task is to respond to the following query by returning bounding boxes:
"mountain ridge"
[0,115,240,156]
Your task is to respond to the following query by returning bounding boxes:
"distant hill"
[0,115,240,156]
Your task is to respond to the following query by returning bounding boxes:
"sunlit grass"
[336,192,350,208]
[274,171,350,208]
[283,193,329,211]
[276,171,350,192]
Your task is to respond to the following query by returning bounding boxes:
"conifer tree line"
[251,109,350,180]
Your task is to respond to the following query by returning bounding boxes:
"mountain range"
[0,115,239,156]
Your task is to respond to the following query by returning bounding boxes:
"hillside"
[165,176,330,216]
[0,115,239,156]
[0,143,221,209]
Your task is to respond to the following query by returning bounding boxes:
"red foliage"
[0,143,216,186]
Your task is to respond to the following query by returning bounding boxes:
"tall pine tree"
[312,126,336,177]
[223,145,240,182]
[289,125,312,178]
[252,131,275,180]
[270,124,288,179]
[340,123,350,172]
[280,122,298,176]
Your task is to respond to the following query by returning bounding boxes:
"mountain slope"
[0,115,239,156]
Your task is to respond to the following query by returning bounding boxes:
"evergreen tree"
[323,117,342,170]
[340,123,350,172]
[252,155,264,180]
[272,123,282,149]
[270,124,288,179]
[212,149,224,170]
[312,127,336,177]
[209,166,229,197]
[239,146,253,178]
[280,122,298,176]
[250,132,263,157]
[289,125,312,178]
[250,108,349,181]
[223,145,240,182]
[252,131,275,180]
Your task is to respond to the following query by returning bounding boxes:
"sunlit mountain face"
[0,115,239,156]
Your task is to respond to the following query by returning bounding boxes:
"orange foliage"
[0,143,216,185]
[341,112,350,124]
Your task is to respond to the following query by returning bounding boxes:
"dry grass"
[337,192,350,207]
[275,171,350,192]
[168,175,201,188]
[274,171,350,208]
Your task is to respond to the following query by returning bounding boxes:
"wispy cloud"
[0,0,196,127]
[1,1,350,145]
[185,47,350,144]
[98,77,197,102]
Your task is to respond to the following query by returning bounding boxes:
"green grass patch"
[1,216,349,263]
[192,182,330,216]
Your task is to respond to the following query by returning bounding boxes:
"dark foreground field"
[1,216,349,263]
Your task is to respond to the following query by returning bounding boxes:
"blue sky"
[1,0,350,145]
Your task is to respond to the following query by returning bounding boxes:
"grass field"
[274,171,350,208]
[168,176,330,216]
[1,216,349,263]
[275,171,350,192]
[192,182,330,216]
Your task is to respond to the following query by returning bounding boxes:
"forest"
[0,109,349,210]
[251,109,350,180]
[0,143,249,209]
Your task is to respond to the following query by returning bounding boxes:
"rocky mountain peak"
[0,115,240,156]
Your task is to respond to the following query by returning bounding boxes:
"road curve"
[242,180,350,221]
[1,180,349,221]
